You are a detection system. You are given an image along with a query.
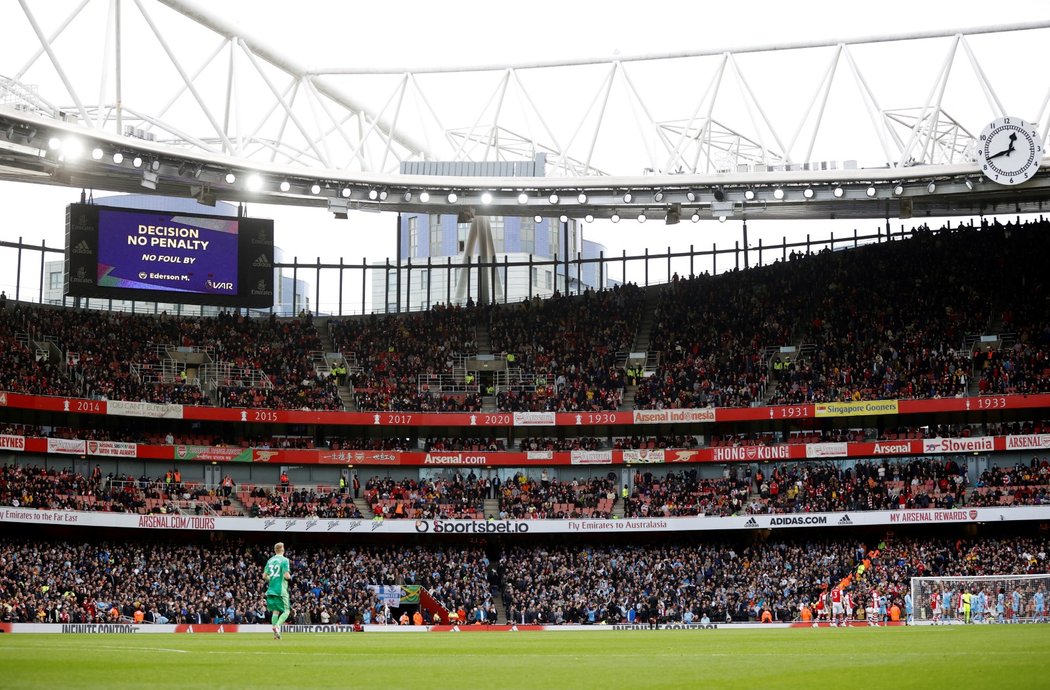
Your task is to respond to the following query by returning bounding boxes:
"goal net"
[910,574,1049,623]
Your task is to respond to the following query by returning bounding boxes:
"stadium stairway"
[352,497,375,518]
[620,382,638,410]
[967,291,1009,397]
[419,588,452,625]
[630,285,663,355]
[474,318,500,412]
[474,318,492,355]
[492,589,509,624]
[226,492,251,516]
[618,285,664,410]
[314,317,356,410]
[483,498,499,518]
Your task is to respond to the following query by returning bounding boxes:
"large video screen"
[96,209,240,295]
[65,203,274,308]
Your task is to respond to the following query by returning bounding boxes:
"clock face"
[978,117,1043,185]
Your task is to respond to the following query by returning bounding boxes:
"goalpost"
[910,574,1048,624]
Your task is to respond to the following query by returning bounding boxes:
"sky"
[1,1,1048,310]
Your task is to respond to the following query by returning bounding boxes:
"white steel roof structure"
[1,0,1049,221]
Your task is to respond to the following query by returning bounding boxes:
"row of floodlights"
[522,211,711,224]
[46,136,957,203]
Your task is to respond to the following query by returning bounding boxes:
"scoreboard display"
[65,203,274,308]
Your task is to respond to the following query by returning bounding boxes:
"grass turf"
[2,626,1048,689]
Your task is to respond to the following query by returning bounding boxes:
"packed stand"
[624,467,750,518]
[0,305,80,397]
[498,535,1050,625]
[6,220,1050,414]
[489,285,644,412]
[206,314,341,411]
[746,459,968,514]
[634,270,785,410]
[633,219,1050,410]
[0,539,495,626]
[769,220,1050,404]
[975,220,1050,396]
[498,471,617,519]
[970,461,1050,507]
[2,305,342,410]
[519,437,601,451]
[365,474,486,519]
[613,435,700,450]
[240,484,364,519]
[424,437,506,451]
[0,465,236,515]
[330,303,481,412]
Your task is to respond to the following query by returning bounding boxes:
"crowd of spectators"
[424,437,506,452]
[489,286,644,412]
[0,464,235,515]
[0,464,99,511]
[0,309,79,398]
[498,471,616,519]
[0,539,494,627]
[519,436,601,451]
[330,303,481,412]
[969,462,1050,507]
[364,474,487,519]
[612,435,700,450]
[0,220,1047,416]
[771,220,1050,403]
[0,306,342,410]
[0,532,1045,626]
[975,222,1050,397]
[240,485,364,519]
[624,468,750,518]
[6,452,1050,521]
[327,437,414,451]
[3,220,1050,414]
[499,535,1049,625]
[746,459,968,514]
[620,219,1050,409]
[634,270,785,410]
[974,343,1050,396]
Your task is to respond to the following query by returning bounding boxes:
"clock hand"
[987,145,1014,160]
[988,134,1018,161]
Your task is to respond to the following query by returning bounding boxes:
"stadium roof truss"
[1,1,1050,221]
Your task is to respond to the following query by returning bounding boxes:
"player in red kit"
[831,587,846,627]
[867,589,881,626]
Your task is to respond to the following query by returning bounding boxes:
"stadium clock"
[977,117,1043,185]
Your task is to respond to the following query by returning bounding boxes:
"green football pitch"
[2,626,1048,689]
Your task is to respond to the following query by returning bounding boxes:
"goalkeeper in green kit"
[263,542,292,639]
